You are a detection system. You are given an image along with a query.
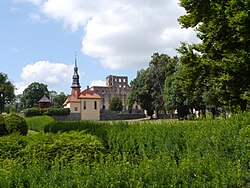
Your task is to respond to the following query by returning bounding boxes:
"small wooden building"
[38,95,51,108]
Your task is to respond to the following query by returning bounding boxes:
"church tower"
[71,54,81,98]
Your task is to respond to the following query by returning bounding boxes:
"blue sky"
[0,0,198,95]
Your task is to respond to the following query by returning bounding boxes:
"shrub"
[4,113,28,135]
[23,108,70,117]
[23,108,42,117]
[25,116,55,132]
[0,115,7,136]
[0,132,105,164]
[109,96,123,111]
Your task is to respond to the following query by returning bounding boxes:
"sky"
[0,0,198,95]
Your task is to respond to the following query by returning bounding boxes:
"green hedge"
[23,108,70,117]
[0,112,249,187]
[0,113,28,136]
[0,115,7,136]
[25,116,55,132]
[0,132,105,165]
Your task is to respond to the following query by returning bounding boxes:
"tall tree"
[52,92,68,107]
[128,53,179,118]
[0,73,15,113]
[178,0,250,111]
[164,63,193,119]
[128,69,154,118]
[148,53,178,117]
[21,82,49,108]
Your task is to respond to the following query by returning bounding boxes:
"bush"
[23,108,70,117]
[25,116,55,132]
[0,115,7,136]
[4,113,28,135]
[23,108,42,117]
[109,96,123,111]
[0,132,105,164]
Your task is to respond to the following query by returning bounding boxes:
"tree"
[178,0,250,111]
[164,66,190,119]
[0,72,15,113]
[128,53,179,118]
[128,69,154,118]
[52,92,68,107]
[109,96,123,111]
[21,82,49,108]
[148,53,178,118]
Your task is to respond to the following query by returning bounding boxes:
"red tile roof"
[63,95,80,106]
[79,89,101,99]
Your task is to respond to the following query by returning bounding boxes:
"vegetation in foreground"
[0,112,249,187]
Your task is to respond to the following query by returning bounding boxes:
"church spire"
[71,53,81,88]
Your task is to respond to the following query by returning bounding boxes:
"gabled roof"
[38,95,51,103]
[79,89,101,99]
[63,95,80,106]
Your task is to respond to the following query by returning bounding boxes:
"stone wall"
[100,110,146,120]
[53,113,81,121]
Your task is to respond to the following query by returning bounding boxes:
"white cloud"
[90,80,106,87]
[19,0,199,70]
[14,81,29,95]
[16,61,74,94]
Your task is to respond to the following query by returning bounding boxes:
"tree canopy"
[128,53,178,118]
[21,82,49,108]
[0,73,15,113]
[109,96,123,111]
[52,92,68,107]
[178,0,250,111]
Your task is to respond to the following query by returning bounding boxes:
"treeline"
[0,75,69,113]
[128,0,250,118]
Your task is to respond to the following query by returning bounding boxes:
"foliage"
[0,131,105,166]
[109,96,123,111]
[128,69,154,117]
[148,53,178,117]
[52,92,68,107]
[128,53,178,118]
[0,115,7,136]
[164,68,189,119]
[178,0,250,111]
[21,82,49,108]
[0,72,15,113]
[25,116,55,132]
[4,113,28,136]
[0,112,249,187]
[23,107,70,117]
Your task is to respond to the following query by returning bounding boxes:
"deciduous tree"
[21,82,49,108]
[0,72,15,113]
[178,0,250,111]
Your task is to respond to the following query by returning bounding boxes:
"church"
[63,57,101,120]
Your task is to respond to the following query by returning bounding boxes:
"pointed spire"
[71,53,81,88]
[74,51,77,67]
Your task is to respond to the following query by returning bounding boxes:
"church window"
[94,101,97,110]
[74,107,78,111]
[83,101,87,110]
